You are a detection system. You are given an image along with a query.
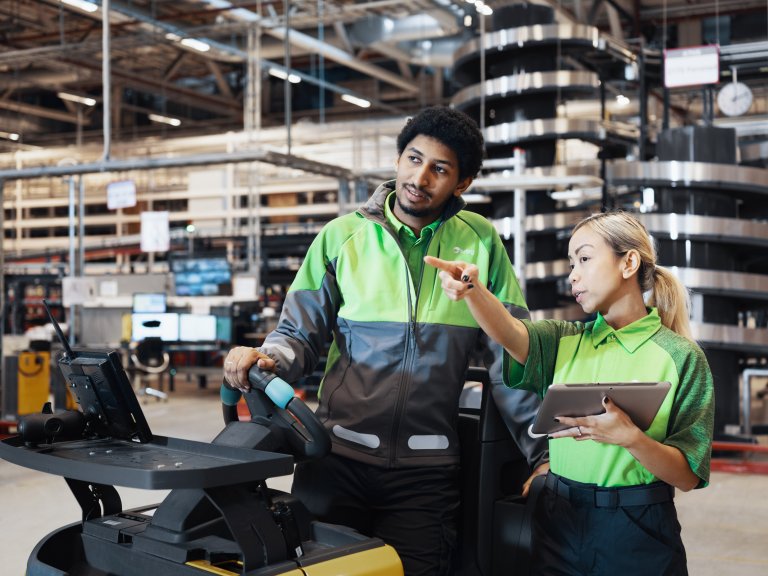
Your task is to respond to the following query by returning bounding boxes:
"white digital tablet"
[531,381,672,435]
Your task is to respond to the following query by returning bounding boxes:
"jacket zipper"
[361,193,451,467]
[387,224,442,467]
[386,227,415,468]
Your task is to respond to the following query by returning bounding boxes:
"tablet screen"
[531,382,671,435]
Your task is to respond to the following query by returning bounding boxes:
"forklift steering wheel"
[221,367,330,461]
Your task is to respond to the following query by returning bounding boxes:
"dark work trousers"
[532,473,688,576]
[292,452,460,576]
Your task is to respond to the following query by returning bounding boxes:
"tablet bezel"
[531,381,672,435]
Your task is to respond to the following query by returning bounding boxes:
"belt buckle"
[566,484,596,505]
[596,489,619,508]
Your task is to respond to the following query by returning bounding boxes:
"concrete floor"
[2,377,768,576]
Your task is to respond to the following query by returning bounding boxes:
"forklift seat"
[455,367,544,576]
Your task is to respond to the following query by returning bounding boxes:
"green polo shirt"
[384,191,441,285]
[505,308,714,488]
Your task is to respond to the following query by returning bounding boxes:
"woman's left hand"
[548,397,642,447]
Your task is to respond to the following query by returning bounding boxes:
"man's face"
[393,134,472,231]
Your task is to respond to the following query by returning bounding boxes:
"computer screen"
[179,313,218,342]
[43,299,152,443]
[131,312,180,342]
[171,257,232,297]
[59,349,153,442]
[216,315,232,343]
[132,292,167,313]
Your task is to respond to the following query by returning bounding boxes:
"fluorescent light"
[341,94,371,109]
[165,34,211,54]
[57,92,97,107]
[180,38,211,53]
[615,94,630,107]
[148,113,182,127]
[61,0,99,13]
[269,68,301,84]
[0,131,20,141]
[476,3,493,15]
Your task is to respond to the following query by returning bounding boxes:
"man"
[224,106,548,576]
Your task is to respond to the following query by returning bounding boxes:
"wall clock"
[717,81,753,117]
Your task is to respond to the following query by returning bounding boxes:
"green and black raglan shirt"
[258,181,547,469]
[504,308,714,488]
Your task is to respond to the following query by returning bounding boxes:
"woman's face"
[567,225,625,315]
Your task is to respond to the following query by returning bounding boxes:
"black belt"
[545,473,675,508]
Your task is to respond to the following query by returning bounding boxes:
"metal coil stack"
[608,128,768,435]
[452,3,768,436]
[451,3,637,314]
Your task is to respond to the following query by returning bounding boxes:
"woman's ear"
[622,250,641,279]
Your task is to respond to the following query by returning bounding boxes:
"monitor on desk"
[179,313,218,342]
[131,312,180,342]
[132,292,167,313]
[216,315,232,343]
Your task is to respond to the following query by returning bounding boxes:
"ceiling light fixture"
[476,3,493,15]
[180,38,211,53]
[148,113,182,127]
[57,92,97,107]
[268,68,301,84]
[61,0,99,13]
[341,94,371,109]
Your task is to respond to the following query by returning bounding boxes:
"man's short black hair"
[396,106,485,181]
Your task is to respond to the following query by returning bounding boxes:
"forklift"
[0,306,540,576]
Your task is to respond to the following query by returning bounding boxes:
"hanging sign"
[140,211,170,253]
[106,180,137,210]
[664,45,719,88]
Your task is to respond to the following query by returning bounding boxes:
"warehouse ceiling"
[0,0,766,152]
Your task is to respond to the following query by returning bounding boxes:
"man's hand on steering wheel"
[224,346,275,392]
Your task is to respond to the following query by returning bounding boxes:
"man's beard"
[396,190,440,219]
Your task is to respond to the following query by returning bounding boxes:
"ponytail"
[648,265,693,341]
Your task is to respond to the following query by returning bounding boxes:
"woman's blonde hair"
[573,211,693,340]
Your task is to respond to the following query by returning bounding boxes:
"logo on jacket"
[453,246,475,256]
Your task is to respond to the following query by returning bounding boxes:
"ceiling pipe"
[347,13,465,68]
[0,70,90,90]
[205,0,467,84]
[197,0,418,94]
[81,0,410,109]
[263,25,418,94]
[102,0,111,161]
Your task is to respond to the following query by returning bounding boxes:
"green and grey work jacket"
[259,181,543,468]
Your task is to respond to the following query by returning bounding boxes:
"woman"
[425,211,714,575]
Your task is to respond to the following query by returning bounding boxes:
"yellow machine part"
[302,545,403,576]
[185,545,402,576]
[185,560,302,576]
[17,351,50,415]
